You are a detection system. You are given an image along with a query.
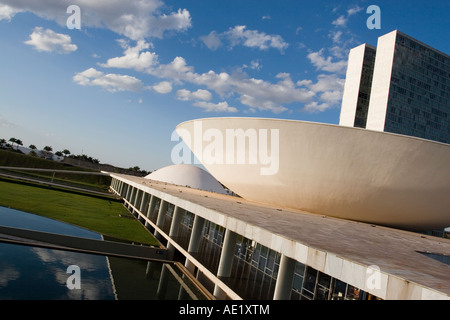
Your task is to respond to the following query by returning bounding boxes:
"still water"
[0,206,201,300]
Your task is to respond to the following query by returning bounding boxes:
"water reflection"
[0,206,115,300]
[0,207,204,300]
[0,242,115,300]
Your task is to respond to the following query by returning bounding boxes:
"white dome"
[145,164,228,194]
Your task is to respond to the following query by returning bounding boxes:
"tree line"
[1,137,149,175]
[1,137,72,159]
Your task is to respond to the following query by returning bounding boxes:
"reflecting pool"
[0,206,204,300]
[0,206,115,300]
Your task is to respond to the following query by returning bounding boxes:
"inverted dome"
[176,117,450,231]
[145,164,228,195]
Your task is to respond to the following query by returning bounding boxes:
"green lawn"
[0,179,159,246]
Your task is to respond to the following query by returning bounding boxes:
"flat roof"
[111,173,450,300]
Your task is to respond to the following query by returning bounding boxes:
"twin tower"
[340,30,449,145]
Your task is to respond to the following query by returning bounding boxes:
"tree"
[29,144,37,150]
[9,138,16,148]
[9,137,23,151]
[42,146,53,159]
[62,149,71,157]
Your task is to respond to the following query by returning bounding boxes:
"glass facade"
[343,31,449,144]
[114,179,382,300]
[354,45,377,128]
[385,33,450,144]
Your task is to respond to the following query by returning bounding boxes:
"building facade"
[108,174,450,300]
[340,43,377,128]
[340,30,450,144]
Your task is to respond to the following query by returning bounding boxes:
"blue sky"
[0,0,449,171]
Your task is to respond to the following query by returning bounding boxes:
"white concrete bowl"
[176,117,450,231]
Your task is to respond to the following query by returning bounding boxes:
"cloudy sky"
[0,0,448,171]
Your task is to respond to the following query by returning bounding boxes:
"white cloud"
[347,6,364,16]
[199,31,222,50]
[307,49,347,73]
[84,38,344,114]
[87,16,343,114]
[193,101,237,113]
[332,5,363,27]
[298,74,345,113]
[200,25,288,52]
[176,88,234,113]
[73,67,144,92]
[82,46,345,113]
[242,59,262,71]
[0,4,21,21]
[146,57,315,113]
[226,25,289,52]
[24,27,77,54]
[332,15,347,27]
[330,30,343,44]
[0,0,191,40]
[152,81,172,94]
[152,8,191,38]
[176,89,212,101]
[100,40,158,71]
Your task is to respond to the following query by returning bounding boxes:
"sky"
[0,0,449,172]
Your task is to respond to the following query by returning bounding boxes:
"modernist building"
[108,163,450,301]
[106,30,450,301]
[107,117,450,300]
[340,30,450,144]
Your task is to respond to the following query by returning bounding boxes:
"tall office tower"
[340,43,377,128]
[339,30,450,144]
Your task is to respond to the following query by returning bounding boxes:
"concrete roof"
[112,173,450,300]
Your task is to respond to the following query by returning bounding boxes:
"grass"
[0,178,160,246]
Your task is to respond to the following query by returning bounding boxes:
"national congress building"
[340,30,449,144]
[108,30,450,300]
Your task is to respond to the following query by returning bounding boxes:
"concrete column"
[120,182,126,197]
[214,229,238,299]
[129,187,136,204]
[273,254,296,300]
[125,184,132,201]
[185,215,205,273]
[119,181,125,196]
[145,195,156,227]
[119,181,124,196]
[132,188,138,207]
[167,206,185,259]
[134,189,142,208]
[129,187,137,214]
[140,192,149,213]
[138,192,149,223]
[155,200,168,239]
